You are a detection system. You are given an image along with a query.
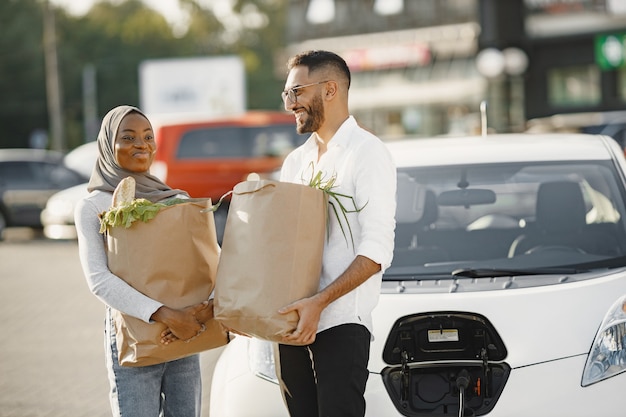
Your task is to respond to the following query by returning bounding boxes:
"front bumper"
[367,354,625,417]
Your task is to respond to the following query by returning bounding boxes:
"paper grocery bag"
[214,180,326,345]
[106,199,229,367]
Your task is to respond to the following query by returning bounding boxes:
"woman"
[75,105,210,417]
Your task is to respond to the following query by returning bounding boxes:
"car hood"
[47,182,90,203]
[63,142,97,178]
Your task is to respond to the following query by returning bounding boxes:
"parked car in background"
[151,110,304,241]
[151,110,304,200]
[40,142,97,239]
[210,133,626,417]
[62,140,97,178]
[0,148,88,240]
[40,182,90,240]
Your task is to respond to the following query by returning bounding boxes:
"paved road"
[0,229,224,417]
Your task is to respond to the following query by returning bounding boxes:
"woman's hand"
[192,299,214,323]
[159,300,213,345]
[151,302,207,343]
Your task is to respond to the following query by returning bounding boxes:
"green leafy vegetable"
[99,198,187,234]
[304,163,367,249]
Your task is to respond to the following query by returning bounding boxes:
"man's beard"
[296,94,325,134]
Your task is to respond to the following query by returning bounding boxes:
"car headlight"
[582,295,626,386]
[248,338,279,384]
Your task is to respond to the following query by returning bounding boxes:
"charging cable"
[456,369,471,417]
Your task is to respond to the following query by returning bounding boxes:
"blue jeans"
[105,309,202,417]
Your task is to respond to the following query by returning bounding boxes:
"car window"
[47,165,85,188]
[175,125,305,159]
[0,161,37,186]
[0,161,84,189]
[390,160,626,275]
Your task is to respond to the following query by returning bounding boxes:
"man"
[277,50,396,417]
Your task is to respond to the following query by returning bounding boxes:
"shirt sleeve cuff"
[357,241,394,273]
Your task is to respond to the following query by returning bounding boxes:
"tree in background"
[0,0,288,149]
[231,0,290,111]
[58,0,187,146]
[156,0,290,111]
[0,0,48,148]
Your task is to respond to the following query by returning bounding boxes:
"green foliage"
[60,0,187,136]
[99,197,187,233]
[306,164,368,249]
[0,0,47,148]
[0,0,288,149]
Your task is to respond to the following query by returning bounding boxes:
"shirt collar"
[302,115,357,151]
[329,116,357,148]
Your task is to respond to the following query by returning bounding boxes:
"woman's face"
[114,112,156,173]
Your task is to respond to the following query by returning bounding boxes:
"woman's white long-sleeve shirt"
[75,190,164,323]
[280,116,396,335]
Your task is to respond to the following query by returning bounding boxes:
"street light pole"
[42,0,65,151]
[476,47,529,133]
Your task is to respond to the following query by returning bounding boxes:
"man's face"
[283,66,326,134]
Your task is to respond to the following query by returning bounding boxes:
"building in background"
[522,0,626,147]
[281,0,484,139]
[280,0,626,141]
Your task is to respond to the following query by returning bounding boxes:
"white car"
[40,141,97,239]
[40,182,90,239]
[62,140,98,178]
[210,133,626,417]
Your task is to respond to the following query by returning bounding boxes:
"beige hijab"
[87,105,188,202]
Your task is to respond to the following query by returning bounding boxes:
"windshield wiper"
[452,267,583,278]
[386,256,626,280]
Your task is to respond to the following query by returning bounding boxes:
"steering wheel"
[525,245,587,255]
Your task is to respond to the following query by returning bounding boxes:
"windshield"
[386,160,626,279]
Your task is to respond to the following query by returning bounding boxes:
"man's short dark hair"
[287,50,351,89]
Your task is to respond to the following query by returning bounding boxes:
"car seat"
[508,180,588,257]
[394,186,449,266]
[395,189,439,248]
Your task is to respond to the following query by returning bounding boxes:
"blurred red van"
[152,111,304,200]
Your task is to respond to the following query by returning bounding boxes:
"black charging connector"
[456,369,472,417]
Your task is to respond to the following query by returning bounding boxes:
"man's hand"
[279,256,380,345]
[278,295,324,345]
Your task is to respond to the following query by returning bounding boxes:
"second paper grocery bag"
[214,180,326,344]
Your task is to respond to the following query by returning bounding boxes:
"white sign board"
[139,55,245,118]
